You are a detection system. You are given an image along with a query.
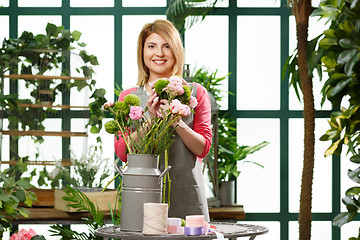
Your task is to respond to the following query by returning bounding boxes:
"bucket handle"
[158,166,171,180]
[114,164,124,177]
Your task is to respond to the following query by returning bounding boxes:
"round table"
[95,222,268,240]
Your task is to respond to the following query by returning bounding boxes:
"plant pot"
[219,180,235,206]
[120,154,170,232]
[54,189,117,212]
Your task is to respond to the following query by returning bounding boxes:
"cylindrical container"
[120,154,164,232]
[142,203,168,235]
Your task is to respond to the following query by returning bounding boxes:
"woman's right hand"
[146,90,160,119]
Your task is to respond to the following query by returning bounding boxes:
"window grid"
[0,0,342,239]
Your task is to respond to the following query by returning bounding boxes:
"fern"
[49,186,106,240]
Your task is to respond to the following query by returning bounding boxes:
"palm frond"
[166,0,219,32]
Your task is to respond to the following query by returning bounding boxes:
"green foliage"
[0,160,37,238]
[216,117,269,181]
[293,0,360,232]
[191,67,230,103]
[0,22,107,137]
[49,145,111,188]
[191,67,268,182]
[49,186,107,240]
[104,94,177,156]
[166,0,220,32]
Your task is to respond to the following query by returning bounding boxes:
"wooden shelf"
[4,74,90,81]
[17,103,90,109]
[1,159,71,167]
[12,208,113,225]
[1,130,87,137]
[209,205,245,220]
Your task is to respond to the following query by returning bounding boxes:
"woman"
[114,19,212,221]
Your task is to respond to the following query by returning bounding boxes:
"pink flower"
[129,106,143,120]
[169,99,182,114]
[189,96,198,109]
[165,82,184,96]
[169,75,183,84]
[10,228,37,240]
[178,104,191,117]
[103,101,114,110]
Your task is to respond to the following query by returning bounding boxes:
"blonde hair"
[137,19,184,86]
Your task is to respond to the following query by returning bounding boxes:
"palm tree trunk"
[292,1,315,239]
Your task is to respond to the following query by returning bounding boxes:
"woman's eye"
[148,45,154,49]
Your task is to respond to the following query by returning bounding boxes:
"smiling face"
[143,33,175,82]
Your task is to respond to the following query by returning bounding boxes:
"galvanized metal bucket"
[117,154,171,232]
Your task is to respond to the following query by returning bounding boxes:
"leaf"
[344,53,360,76]
[324,138,342,157]
[337,49,357,64]
[46,23,58,37]
[348,167,360,184]
[31,236,47,240]
[338,38,358,49]
[71,30,82,41]
[350,155,360,164]
[319,37,337,48]
[333,212,355,227]
[16,178,34,189]
[329,77,351,97]
[345,187,360,196]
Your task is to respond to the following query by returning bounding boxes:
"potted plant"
[48,145,115,212]
[300,0,360,236]
[216,117,269,205]
[190,67,269,205]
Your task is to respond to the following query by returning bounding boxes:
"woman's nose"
[156,47,164,57]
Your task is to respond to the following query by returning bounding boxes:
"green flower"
[176,85,191,103]
[104,120,119,134]
[124,94,140,106]
[155,79,170,99]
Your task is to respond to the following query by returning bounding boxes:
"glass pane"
[237,0,280,7]
[289,221,332,239]
[236,118,280,212]
[0,0,9,7]
[122,0,166,7]
[18,15,62,36]
[312,0,322,7]
[71,16,114,102]
[71,0,114,7]
[122,15,166,90]
[288,118,332,213]
[185,16,229,110]
[18,0,61,7]
[0,16,9,41]
[241,221,279,239]
[341,221,360,240]
[289,16,331,111]
[237,16,280,110]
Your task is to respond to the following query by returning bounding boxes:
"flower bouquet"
[104,75,197,156]
[103,76,197,203]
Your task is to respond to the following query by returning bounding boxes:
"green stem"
[142,114,170,154]
[152,115,180,153]
[110,107,132,154]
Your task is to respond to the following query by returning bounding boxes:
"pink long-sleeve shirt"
[114,83,212,162]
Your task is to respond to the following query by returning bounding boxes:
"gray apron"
[131,84,210,221]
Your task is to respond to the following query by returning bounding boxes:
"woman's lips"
[153,60,166,65]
